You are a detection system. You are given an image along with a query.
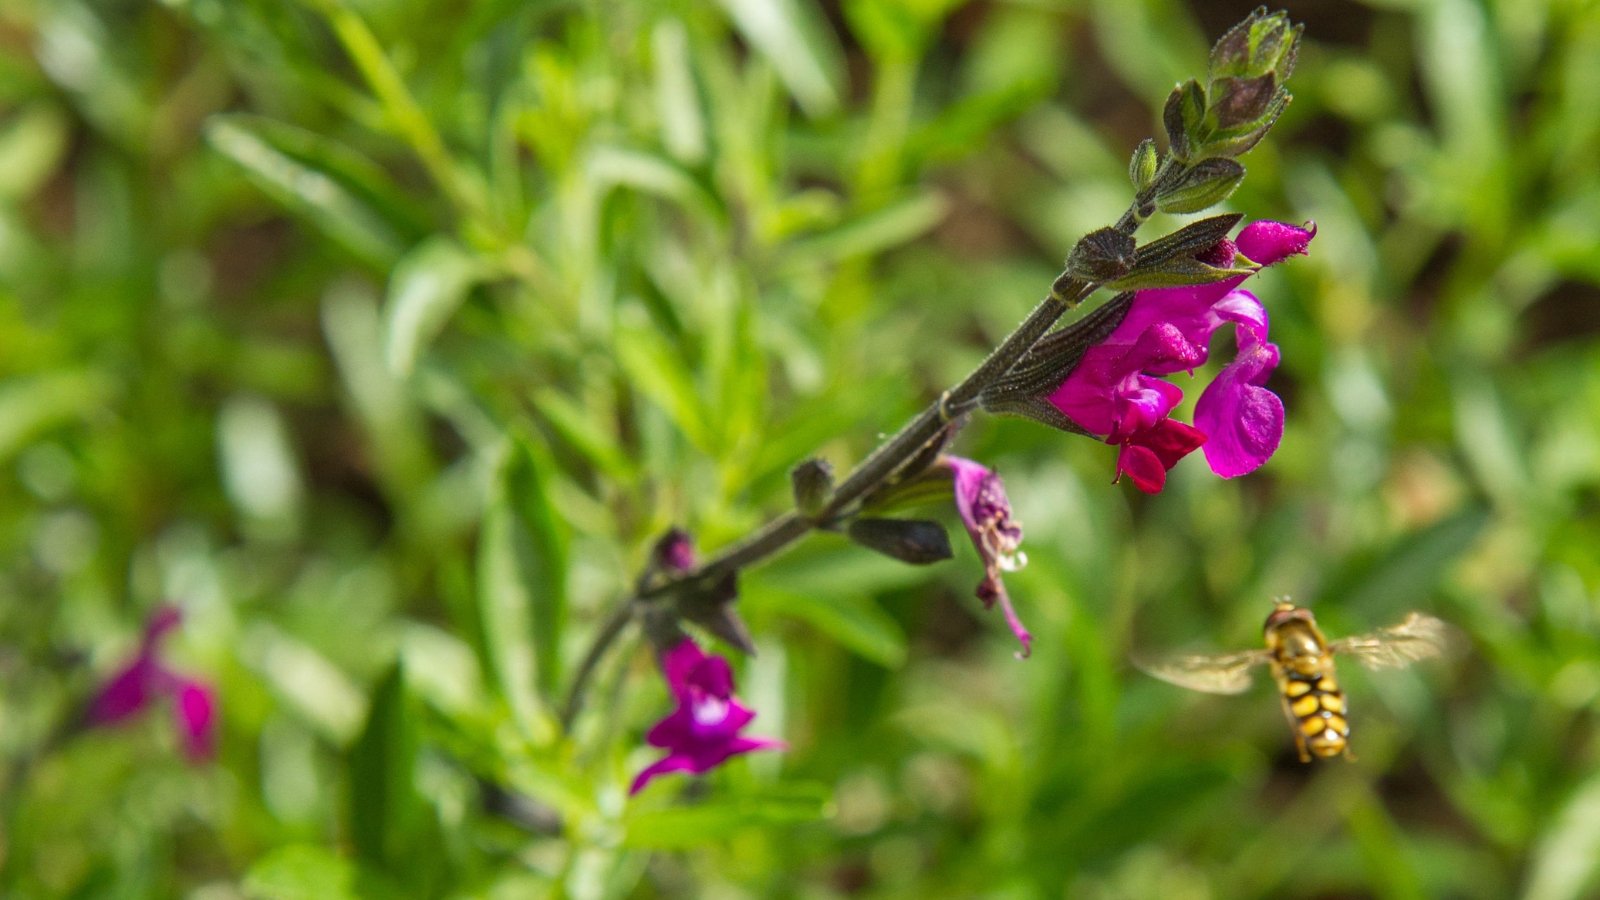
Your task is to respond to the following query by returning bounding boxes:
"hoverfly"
[1139,601,1448,761]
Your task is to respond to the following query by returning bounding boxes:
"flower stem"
[560,188,1161,729]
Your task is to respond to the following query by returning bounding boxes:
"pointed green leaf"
[348,661,423,871]
[205,114,418,268]
[382,236,487,377]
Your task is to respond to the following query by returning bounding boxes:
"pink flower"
[1045,220,1314,492]
[87,606,217,761]
[948,456,1032,658]
[630,640,783,795]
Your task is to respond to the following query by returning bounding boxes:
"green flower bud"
[790,458,834,518]
[1129,138,1159,192]
[1210,7,1300,83]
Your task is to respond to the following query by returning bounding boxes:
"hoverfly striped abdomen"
[1280,670,1349,760]
[1264,608,1351,761]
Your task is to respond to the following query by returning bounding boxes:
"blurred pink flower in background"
[87,606,216,761]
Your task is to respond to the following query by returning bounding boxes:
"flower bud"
[651,527,696,574]
[1196,9,1300,158]
[1128,138,1158,192]
[1209,8,1300,83]
[790,458,835,519]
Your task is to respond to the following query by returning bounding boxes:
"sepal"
[677,572,756,655]
[1154,158,1245,214]
[1162,79,1207,161]
[846,518,954,565]
[1066,227,1137,284]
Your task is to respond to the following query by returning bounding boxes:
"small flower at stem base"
[946,456,1033,658]
[631,639,783,795]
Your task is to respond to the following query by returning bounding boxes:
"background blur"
[2,0,1598,896]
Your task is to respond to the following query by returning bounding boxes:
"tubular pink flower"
[86,606,217,762]
[630,640,783,795]
[1044,220,1313,491]
[948,456,1032,658]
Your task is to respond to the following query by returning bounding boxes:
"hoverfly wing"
[1328,612,1450,671]
[1136,648,1273,695]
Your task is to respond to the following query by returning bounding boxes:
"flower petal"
[978,580,1033,658]
[1234,220,1315,267]
[1196,340,1283,477]
[87,660,155,725]
[629,753,700,795]
[660,639,708,700]
[689,653,736,699]
[1115,420,1207,493]
[173,680,217,761]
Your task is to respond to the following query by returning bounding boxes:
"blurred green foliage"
[1,0,1598,897]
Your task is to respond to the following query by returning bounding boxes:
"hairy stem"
[561,184,1165,729]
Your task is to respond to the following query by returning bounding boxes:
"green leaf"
[348,661,423,872]
[382,236,487,377]
[0,102,68,200]
[0,370,115,465]
[1321,507,1491,622]
[718,0,843,117]
[623,784,831,847]
[652,20,708,164]
[1525,772,1600,900]
[615,318,712,451]
[756,586,907,668]
[530,387,637,481]
[476,500,541,728]
[502,433,570,699]
[243,845,400,900]
[206,114,416,269]
[780,190,948,268]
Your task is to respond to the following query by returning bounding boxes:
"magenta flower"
[948,456,1032,658]
[1045,220,1314,492]
[630,639,783,794]
[87,606,217,761]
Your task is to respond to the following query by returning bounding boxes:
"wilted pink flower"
[948,456,1032,658]
[631,639,783,794]
[87,606,216,761]
[1045,220,1314,492]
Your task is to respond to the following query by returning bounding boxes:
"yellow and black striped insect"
[1139,601,1448,762]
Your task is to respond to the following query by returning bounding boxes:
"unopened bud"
[790,458,835,519]
[651,527,696,575]
[1128,139,1158,192]
[1197,8,1299,158]
[1209,7,1300,83]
